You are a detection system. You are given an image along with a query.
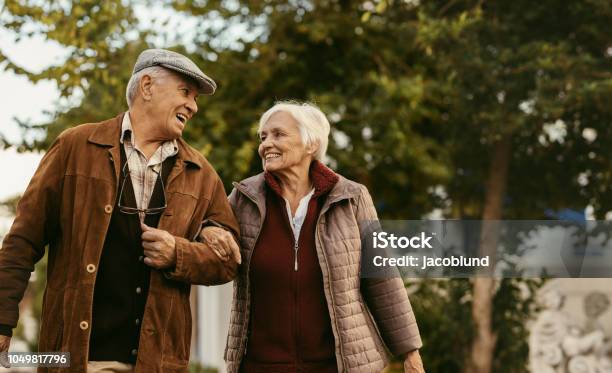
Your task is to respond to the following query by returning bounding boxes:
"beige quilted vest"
[224,173,422,373]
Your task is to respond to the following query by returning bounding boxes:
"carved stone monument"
[529,279,612,373]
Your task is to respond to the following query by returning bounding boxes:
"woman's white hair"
[125,66,170,108]
[258,101,331,161]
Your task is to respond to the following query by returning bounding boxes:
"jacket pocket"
[164,192,199,238]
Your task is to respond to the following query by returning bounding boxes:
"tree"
[413,1,612,371]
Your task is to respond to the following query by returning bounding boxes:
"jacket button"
[131,349,137,356]
[79,321,89,330]
[136,287,142,294]
[104,205,113,214]
[86,264,96,273]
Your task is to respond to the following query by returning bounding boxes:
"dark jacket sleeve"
[165,177,239,285]
[356,185,423,356]
[0,137,64,329]
[0,324,12,337]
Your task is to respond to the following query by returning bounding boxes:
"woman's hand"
[403,349,425,373]
[199,226,241,264]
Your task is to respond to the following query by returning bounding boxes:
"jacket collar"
[235,162,362,211]
[87,112,203,168]
[263,160,339,198]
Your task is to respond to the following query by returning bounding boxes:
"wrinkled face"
[146,71,199,140]
[258,111,314,172]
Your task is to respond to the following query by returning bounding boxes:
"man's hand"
[0,335,11,368]
[199,226,241,264]
[404,349,425,373]
[141,223,176,269]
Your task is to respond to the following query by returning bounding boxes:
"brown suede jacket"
[0,113,239,372]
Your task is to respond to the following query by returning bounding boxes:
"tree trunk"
[468,136,511,373]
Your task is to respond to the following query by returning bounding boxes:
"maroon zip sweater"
[242,161,339,373]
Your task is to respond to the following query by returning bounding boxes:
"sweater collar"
[264,160,339,198]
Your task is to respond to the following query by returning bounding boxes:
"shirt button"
[136,287,142,294]
[104,205,113,214]
[135,318,140,325]
[131,349,137,356]
[138,256,144,262]
[79,321,89,330]
[86,264,96,273]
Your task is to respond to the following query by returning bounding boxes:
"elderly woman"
[209,102,424,373]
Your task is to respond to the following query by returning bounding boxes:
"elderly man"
[0,49,240,372]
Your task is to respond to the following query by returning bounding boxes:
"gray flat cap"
[132,48,216,95]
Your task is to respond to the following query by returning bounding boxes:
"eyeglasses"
[117,149,167,215]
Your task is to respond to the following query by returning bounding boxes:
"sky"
[0,33,63,200]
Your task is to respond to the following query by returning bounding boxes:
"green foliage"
[2,0,139,96]
[492,278,544,373]
[6,0,610,217]
[0,194,21,215]
[412,278,544,373]
[411,279,474,372]
[412,0,612,218]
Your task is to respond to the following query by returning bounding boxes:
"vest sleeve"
[356,185,424,355]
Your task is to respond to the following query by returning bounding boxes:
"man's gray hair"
[258,101,331,161]
[125,66,170,108]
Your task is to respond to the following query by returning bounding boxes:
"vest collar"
[263,160,339,198]
[235,162,362,213]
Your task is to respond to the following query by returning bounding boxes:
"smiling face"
[144,70,199,140]
[258,111,315,173]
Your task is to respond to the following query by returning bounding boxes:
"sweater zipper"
[292,221,301,367]
[294,236,299,271]
[293,237,300,368]
[287,205,300,272]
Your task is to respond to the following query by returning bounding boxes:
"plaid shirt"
[120,113,178,215]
